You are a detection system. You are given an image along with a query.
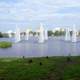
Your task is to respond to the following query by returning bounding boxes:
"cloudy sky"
[0,0,80,32]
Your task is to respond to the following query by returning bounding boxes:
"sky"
[0,0,80,32]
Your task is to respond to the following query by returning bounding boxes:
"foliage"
[0,32,3,38]
[0,41,12,48]
[48,30,54,36]
[54,30,65,36]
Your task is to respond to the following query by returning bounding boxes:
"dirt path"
[40,58,75,80]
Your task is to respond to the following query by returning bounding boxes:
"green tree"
[54,31,65,36]
[0,32,3,38]
[48,30,53,36]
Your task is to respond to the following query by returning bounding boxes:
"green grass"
[0,41,12,48]
[0,57,79,80]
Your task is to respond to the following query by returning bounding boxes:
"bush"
[66,54,72,62]
[22,56,25,59]
[48,31,53,36]
[46,56,49,59]
[39,62,43,66]
[28,59,33,64]
[66,57,72,62]
[0,41,12,48]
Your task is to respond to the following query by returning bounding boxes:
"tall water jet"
[72,25,77,42]
[38,23,45,43]
[25,29,30,40]
[15,27,21,42]
[44,29,48,40]
[65,28,71,41]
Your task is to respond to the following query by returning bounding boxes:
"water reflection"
[0,37,80,57]
[71,43,77,56]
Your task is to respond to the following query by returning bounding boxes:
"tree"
[0,32,3,38]
[54,31,65,36]
[48,30,53,36]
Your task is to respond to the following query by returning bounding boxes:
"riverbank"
[0,56,80,80]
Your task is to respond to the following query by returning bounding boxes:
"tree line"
[0,30,80,38]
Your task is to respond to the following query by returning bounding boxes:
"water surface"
[0,37,80,57]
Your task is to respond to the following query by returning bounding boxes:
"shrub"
[28,59,33,64]
[67,54,72,62]
[46,56,49,59]
[66,57,72,62]
[22,56,25,59]
[39,62,42,66]
[0,41,12,48]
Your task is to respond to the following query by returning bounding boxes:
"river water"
[0,37,80,57]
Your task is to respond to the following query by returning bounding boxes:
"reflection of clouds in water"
[37,43,47,57]
[14,43,24,57]
[62,41,71,56]
[14,42,32,57]
[52,40,61,56]
[71,43,77,56]
[62,42,78,56]
[22,42,32,57]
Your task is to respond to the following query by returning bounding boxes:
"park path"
[40,58,78,80]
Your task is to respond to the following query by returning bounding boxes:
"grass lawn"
[0,56,79,80]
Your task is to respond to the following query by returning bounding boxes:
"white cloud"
[0,0,80,24]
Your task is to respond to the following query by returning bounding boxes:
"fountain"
[72,25,77,42]
[44,29,48,40]
[38,23,45,43]
[15,27,21,42]
[65,28,71,41]
[25,29,30,40]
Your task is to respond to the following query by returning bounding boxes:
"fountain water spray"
[44,29,48,40]
[65,28,71,41]
[25,29,30,40]
[72,25,77,42]
[39,23,45,43]
[15,27,21,42]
